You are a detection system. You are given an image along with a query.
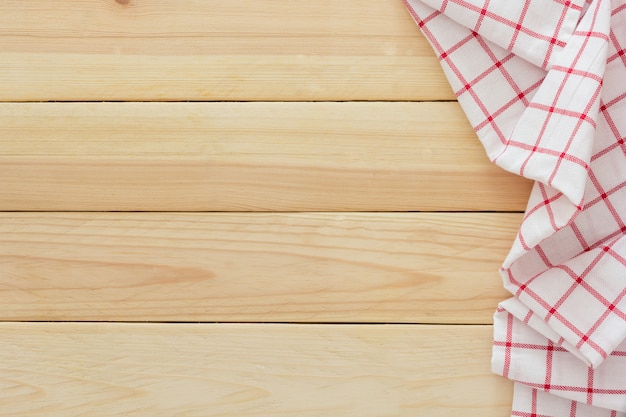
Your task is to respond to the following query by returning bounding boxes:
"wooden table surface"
[0,1,531,415]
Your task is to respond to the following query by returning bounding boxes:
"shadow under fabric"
[403,0,626,415]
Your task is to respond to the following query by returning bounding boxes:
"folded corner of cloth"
[493,299,626,414]
[510,382,626,417]
[408,0,611,213]
[404,0,626,414]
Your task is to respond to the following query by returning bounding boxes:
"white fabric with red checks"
[404,0,626,414]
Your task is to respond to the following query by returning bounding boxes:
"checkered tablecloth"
[404,0,626,414]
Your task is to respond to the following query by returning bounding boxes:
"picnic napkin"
[404,0,626,414]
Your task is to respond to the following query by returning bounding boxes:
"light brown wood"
[0,102,532,211]
[0,212,518,323]
[0,323,512,417]
[0,2,518,413]
[0,0,452,101]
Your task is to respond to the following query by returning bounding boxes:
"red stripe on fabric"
[494,340,569,352]
[523,310,534,323]
[473,80,542,131]
[536,246,555,267]
[507,0,531,51]
[582,181,626,210]
[539,182,561,232]
[612,3,626,15]
[507,273,609,358]
[587,367,594,404]
[551,65,603,81]
[584,286,626,338]
[522,382,626,395]
[503,312,514,378]
[446,0,571,49]
[572,30,610,40]
[523,0,605,188]
[544,340,555,391]
[508,138,590,171]
[542,0,576,67]
[527,101,597,128]
[512,410,553,417]
[417,16,511,144]
[587,171,626,231]
[454,52,515,96]
[473,0,492,32]
[571,222,591,251]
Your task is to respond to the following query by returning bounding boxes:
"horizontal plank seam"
[0,320,494,326]
[0,210,525,214]
[0,99,462,103]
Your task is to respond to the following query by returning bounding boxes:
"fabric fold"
[502,233,626,369]
[493,305,626,413]
[500,0,610,262]
[417,0,585,69]
[511,383,626,417]
[404,0,626,413]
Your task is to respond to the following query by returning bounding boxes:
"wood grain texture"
[0,0,452,101]
[0,102,532,212]
[0,323,512,417]
[0,212,517,323]
[0,1,518,413]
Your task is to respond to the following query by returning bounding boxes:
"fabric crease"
[404,0,626,414]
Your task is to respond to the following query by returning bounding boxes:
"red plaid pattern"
[494,301,626,413]
[418,0,585,68]
[405,0,626,414]
[512,384,625,417]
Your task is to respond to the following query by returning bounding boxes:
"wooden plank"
[0,323,512,416]
[0,0,451,101]
[0,102,532,211]
[0,212,518,323]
